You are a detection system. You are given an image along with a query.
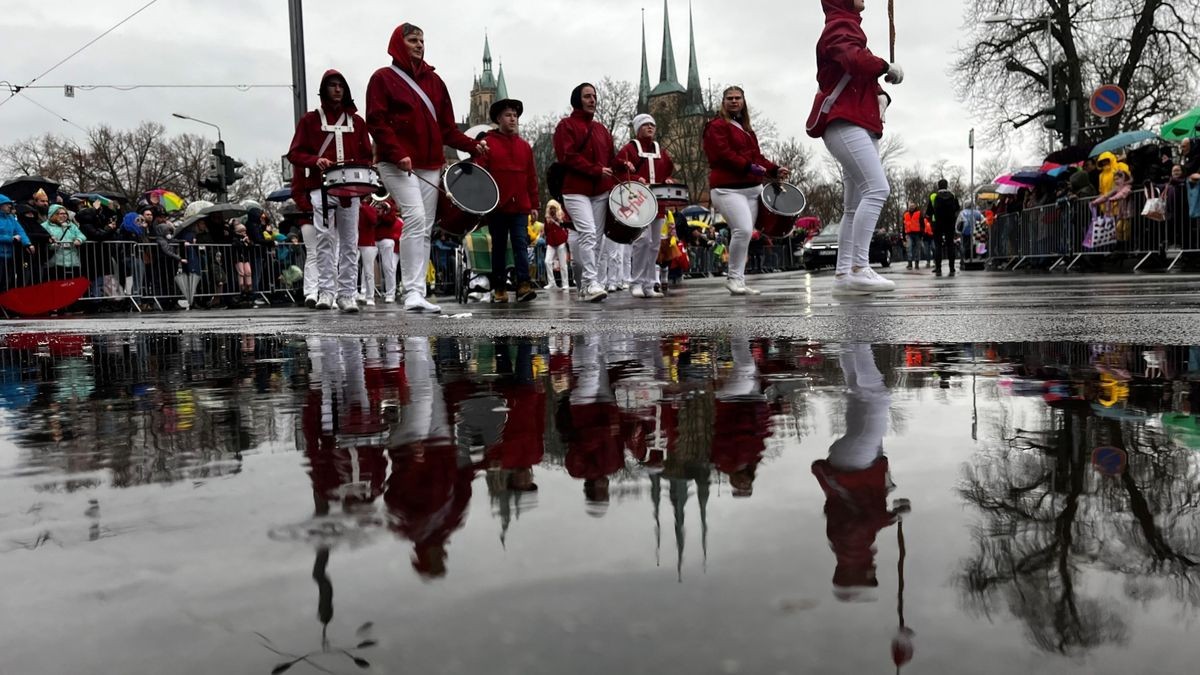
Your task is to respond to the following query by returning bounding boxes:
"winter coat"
[42,206,87,268]
[553,110,621,197]
[806,0,890,138]
[475,129,539,214]
[287,70,374,193]
[366,25,478,170]
[703,117,779,189]
[616,139,676,184]
[0,195,31,259]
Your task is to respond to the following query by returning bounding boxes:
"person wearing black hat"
[473,99,540,303]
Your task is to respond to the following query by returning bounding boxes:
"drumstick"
[888,0,896,63]
[408,169,444,193]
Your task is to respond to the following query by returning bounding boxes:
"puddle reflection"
[1,334,1198,673]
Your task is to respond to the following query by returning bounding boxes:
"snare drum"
[605,182,658,244]
[435,161,500,237]
[650,183,689,213]
[323,163,382,199]
[757,182,807,238]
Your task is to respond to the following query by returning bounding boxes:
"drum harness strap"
[318,111,353,164]
[389,65,439,127]
[633,141,660,184]
[805,73,853,134]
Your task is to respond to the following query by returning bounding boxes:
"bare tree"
[594,77,638,146]
[954,0,1200,150]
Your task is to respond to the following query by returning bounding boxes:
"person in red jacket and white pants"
[366,23,487,314]
[703,86,790,296]
[286,69,374,312]
[554,83,633,303]
[616,113,675,299]
[806,0,902,296]
[474,99,539,303]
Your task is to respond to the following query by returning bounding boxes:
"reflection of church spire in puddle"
[651,473,662,567]
[667,470,710,582]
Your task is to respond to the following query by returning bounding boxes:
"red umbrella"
[0,332,90,356]
[0,278,91,316]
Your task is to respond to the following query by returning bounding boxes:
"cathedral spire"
[479,32,496,90]
[496,60,508,101]
[651,0,685,96]
[685,1,704,114]
[638,9,652,113]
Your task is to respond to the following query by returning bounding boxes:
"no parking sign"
[1090,85,1125,118]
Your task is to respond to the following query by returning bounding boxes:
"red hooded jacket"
[616,140,675,184]
[287,70,374,193]
[703,117,779,189]
[553,110,621,197]
[805,0,890,138]
[366,25,478,170]
[474,129,539,215]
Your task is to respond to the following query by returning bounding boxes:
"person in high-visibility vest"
[902,202,925,270]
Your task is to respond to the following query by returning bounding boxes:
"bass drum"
[757,181,807,238]
[605,181,658,244]
[435,161,500,237]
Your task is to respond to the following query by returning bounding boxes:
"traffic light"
[223,154,245,188]
[1042,101,1071,147]
[199,141,226,194]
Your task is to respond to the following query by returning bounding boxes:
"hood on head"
[318,69,357,113]
[0,194,12,207]
[1096,151,1118,170]
[822,0,860,17]
[388,23,427,76]
[570,82,595,111]
[46,204,66,220]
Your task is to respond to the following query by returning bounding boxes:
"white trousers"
[301,223,320,299]
[378,163,440,299]
[563,193,608,290]
[310,189,360,298]
[710,185,762,283]
[389,337,450,447]
[544,243,570,288]
[597,237,625,287]
[822,122,890,275]
[377,238,398,298]
[632,217,664,288]
[829,343,890,470]
[358,245,378,298]
[718,337,762,400]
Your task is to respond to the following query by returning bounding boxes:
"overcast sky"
[2,0,1027,183]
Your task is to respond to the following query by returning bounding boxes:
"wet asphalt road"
[5,268,1200,343]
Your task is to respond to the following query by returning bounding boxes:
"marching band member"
[616,113,675,299]
[473,98,540,303]
[806,0,902,295]
[287,70,373,312]
[553,83,632,303]
[367,22,488,314]
[703,86,790,296]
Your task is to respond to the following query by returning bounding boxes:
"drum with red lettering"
[757,181,807,238]
[605,181,658,244]
[435,161,500,237]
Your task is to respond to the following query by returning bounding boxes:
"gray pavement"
[5,268,1200,343]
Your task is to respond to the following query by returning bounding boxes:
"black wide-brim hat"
[489,98,524,123]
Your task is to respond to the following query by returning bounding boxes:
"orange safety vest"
[903,210,924,234]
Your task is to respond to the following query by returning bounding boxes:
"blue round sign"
[1090,85,1125,118]
[1092,445,1127,476]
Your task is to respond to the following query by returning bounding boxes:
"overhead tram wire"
[16,94,88,132]
[0,0,162,109]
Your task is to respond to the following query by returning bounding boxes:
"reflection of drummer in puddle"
[616,114,676,300]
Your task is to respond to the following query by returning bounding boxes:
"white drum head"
[608,182,658,228]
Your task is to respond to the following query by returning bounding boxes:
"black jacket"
[926,189,961,231]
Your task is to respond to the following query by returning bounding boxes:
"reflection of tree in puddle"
[959,372,1200,656]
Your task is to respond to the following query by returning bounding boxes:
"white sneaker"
[646,286,664,298]
[365,298,376,307]
[605,284,620,293]
[337,296,360,313]
[314,293,333,310]
[620,283,630,290]
[847,268,894,293]
[383,294,395,304]
[581,284,608,303]
[742,283,763,296]
[832,275,871,296]
[726,279,753,296]
[304,295,318,308]
[355,293,366,304]
[559,285,572,293]
[631,285,646,298]
[404,293,441,313]
[863,268,896,292]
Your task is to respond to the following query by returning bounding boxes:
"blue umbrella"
[266,187,292,202]
[1088,130,1157,158]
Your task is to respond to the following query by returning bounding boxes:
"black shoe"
[933,268,942,277]
[948,269,956,277]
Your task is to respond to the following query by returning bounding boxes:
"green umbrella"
[1159,106,1200,140]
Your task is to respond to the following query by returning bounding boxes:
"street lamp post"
[172,112,222,143]
[983,15,1055,145]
